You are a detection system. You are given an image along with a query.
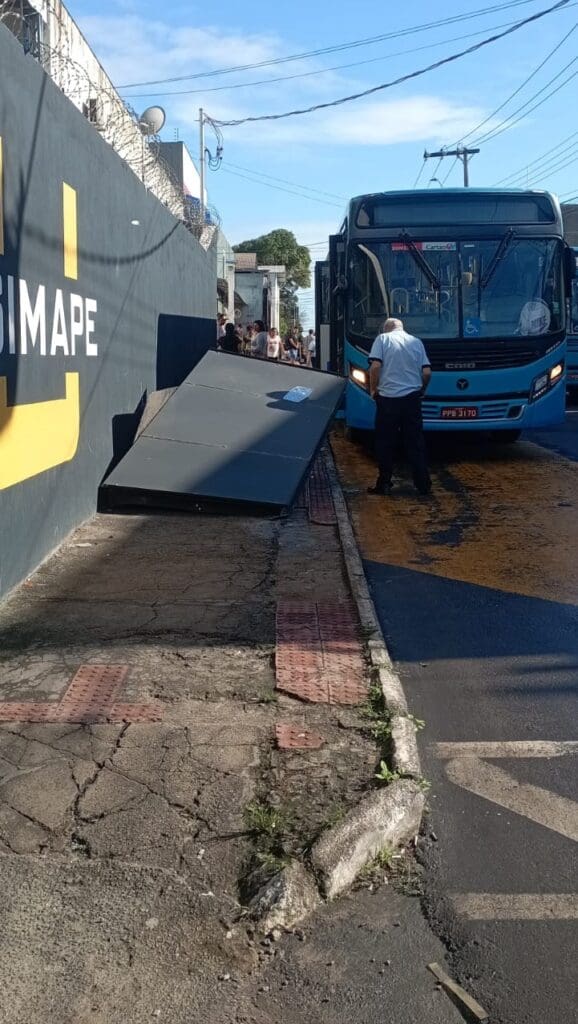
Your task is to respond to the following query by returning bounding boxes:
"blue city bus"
[567,247,578,394]
[319,189,575,439]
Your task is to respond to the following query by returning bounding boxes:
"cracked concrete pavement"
[0,502,463,1024]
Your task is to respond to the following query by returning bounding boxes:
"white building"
[0,1,188,224]
[234,254,286,331]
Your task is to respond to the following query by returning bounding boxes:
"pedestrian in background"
[284,331,300,363]
[252,320,268,359]
[267,327,282,361]
[306,329,316,367]
[243,323,255,356]
[368,317,432,497]
[217,313,227,342]
[220,322,240,353]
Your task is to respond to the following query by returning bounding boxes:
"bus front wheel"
[492,430,521,443]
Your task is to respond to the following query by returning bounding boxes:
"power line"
[470,56,578,145]
[503,139,578,185]
[224,161,347,200]
[218,166,344,207]
[212,2,570,127]
[427,155,445,186]
[119,1,543,88]
[413,158,428,188]
[441,157,460,184]
[494,129,578,183]
[450,20,577,147]
[527,148,578,184]
[119,5,578,99]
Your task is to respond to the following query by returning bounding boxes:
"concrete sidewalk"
[0,469,463,1024]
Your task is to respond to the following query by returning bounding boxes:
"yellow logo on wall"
[0,137,81,489]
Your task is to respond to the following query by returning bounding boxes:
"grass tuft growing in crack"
[362,681,393,753]
[374,760,401,785]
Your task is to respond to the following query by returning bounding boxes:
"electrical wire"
[119,5,578,99]
[218,166,344,207]
[413,158,428,188]
[501,139,578,186]
[441,157,460,185]
[494,129,578,183]
[118,1,547,88]
[450,20,577,146]
[527,149,578,184]
[211,2,569,127]
[427,155,445,186]
[224,162,347,200]
[470,56,578,144]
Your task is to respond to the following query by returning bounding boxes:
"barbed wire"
[0,0,220,239]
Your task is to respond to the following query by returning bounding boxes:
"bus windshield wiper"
[480,229,516,289]
[398,232,441,292]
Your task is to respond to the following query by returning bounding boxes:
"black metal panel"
[101,352,345,511]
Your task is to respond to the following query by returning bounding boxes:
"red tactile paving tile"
[57,664,128,721]
[0,665,164,724]
[306,458,336,525]
[276,600,367,705]
[108,703,164,723]
[275,723,325,750]
[0,703,58,723]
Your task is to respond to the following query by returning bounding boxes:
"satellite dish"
[138,106,166,135]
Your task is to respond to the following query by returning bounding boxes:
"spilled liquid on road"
[332,428,578,607]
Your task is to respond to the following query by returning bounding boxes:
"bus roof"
[350,187,556,203]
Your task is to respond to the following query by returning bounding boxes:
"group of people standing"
[217,315,316,366]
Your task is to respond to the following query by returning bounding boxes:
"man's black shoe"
[367,483,392,495]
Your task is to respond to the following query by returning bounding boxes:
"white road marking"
[445,758,578,843]
[433,741,578,759]
[452,894,578,920]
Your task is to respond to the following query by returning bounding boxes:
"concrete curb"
[323,447,422,780]
[311,780,425,900]
[249,447,427,934]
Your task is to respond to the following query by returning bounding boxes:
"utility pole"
[199,108,205,227]
[423,146,480,187]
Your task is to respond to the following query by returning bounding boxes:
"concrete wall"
[0,25,216,598]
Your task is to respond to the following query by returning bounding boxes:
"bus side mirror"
[564,246,576,290]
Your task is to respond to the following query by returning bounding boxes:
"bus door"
[315,260,330,371]
[329,234,346,375]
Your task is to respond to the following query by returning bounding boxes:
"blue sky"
[66,0,578,325]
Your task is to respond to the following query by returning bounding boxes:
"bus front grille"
[427,345,540,370]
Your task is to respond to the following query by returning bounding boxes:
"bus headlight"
[532,372,548,399]
[531,361,564,401]
[350,366,369,389]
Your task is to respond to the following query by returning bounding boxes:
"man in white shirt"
[367,317,432,496]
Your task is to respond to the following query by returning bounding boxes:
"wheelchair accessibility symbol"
[464,317,481,336]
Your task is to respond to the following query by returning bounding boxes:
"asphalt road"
[333,410,578,1024]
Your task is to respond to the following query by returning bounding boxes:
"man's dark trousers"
[374,390,431,493]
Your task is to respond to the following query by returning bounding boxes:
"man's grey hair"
[383,317,404,332]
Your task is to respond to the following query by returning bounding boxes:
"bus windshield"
[348,237,564,344]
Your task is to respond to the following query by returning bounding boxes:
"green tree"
[234,229,311,289]
[234,229,311,333]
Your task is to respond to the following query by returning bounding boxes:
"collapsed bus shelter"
[101,351,345,514]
